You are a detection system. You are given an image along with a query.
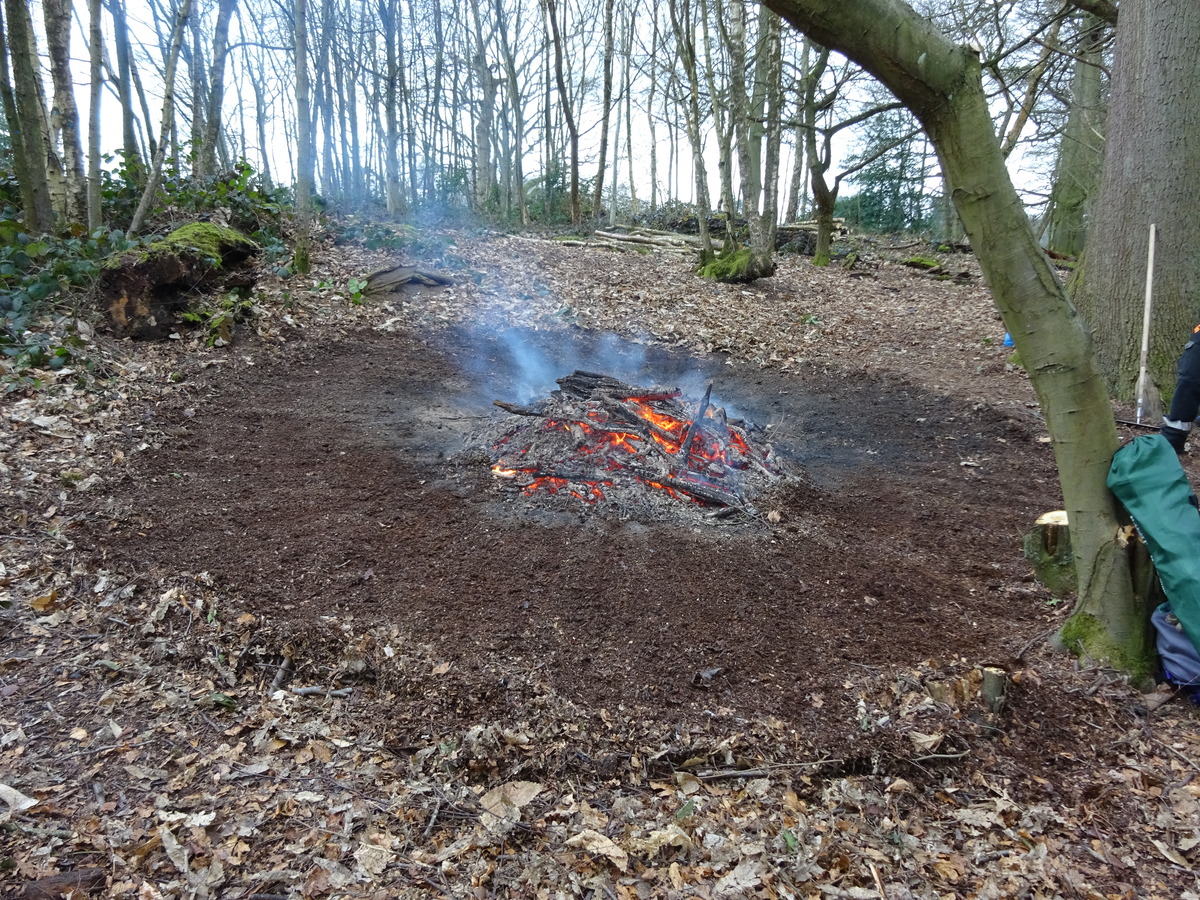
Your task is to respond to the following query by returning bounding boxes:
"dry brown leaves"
[3,230,1200,899]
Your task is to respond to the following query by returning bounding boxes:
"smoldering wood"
[488,369,780,519]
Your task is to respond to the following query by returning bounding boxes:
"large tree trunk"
[1070,0,1200,413]
[2,0,55,233]
[0,8,41,231]
[765,0,1149,676]
[722,0,775,277]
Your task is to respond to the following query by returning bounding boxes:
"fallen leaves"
[2,230,1199,899]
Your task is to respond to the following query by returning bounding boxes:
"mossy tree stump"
[1023,510,1075,597]
[100,222,258,339]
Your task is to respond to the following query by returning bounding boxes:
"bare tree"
[43,0,88,222]
[293,0,315,273]
[194,0,238,180]
[129,0,193,236]
[667,0,714,256]
[544,0,581,224]
[591,0,615,218]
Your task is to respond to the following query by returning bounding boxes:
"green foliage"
[179,288,256,347]
[1,219,138,386]
[346,277,368,305]
[525,161,574,225]
[840,107,940,234]
[101,152,291,251]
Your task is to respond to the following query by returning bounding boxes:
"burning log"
[487,370,779,519]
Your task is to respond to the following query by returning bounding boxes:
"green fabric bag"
[1107,434,1200,652]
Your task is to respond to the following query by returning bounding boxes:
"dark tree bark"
[591,0,615,219]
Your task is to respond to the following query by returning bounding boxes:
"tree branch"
[1068,0,1118,27]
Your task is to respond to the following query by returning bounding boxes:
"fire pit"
[487,370,782,521]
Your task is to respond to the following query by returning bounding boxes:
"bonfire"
[488,370,780,519]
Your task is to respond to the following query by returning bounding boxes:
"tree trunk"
[42,0,87,222]
[106,0,143,173]
[381,0,403,216]
[646,9,659,214]
[1044,14,1107,257]
[468,0,499,211]
[293,0,314,273]
[128,0,192,237]
[722,0,775,277]
[699,0,735,219]
[668,0,713,257]
[2,0,55,233]
[591,0,616,219]
[494,0,529,224]
[87,0,103,228]
[194,0,237,181]
[1071,0,1200,414]
[545,0,580,225]
[764,0,1148,677]
[623,4,637,220]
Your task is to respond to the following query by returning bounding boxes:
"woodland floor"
[3,226,1200,899]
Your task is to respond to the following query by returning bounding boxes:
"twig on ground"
[289,685,352,697]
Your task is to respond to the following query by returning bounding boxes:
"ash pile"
[485,370,783,523]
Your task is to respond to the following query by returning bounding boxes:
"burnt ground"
[4,231,1200,899]
[92,324,1057,743]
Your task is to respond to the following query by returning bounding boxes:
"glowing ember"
[487,370,779,517]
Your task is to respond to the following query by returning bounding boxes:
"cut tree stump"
[1023,510,1075,596]
[99,222,258,339]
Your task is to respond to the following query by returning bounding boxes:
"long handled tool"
[1135,223,1158,424]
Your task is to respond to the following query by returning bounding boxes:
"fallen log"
[99,222,258,339]
[365,264,454,294]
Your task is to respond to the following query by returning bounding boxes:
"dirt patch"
[86,318,1062,749]
[6,233,1200,899]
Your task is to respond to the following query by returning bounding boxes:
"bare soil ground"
[3,229,1200,899]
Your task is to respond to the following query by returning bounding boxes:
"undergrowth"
[2,158,293,392]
